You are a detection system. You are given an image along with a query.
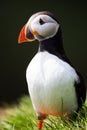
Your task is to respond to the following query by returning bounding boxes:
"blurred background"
[0,0,87,103]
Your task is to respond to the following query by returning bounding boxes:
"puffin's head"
[18,11,60,43]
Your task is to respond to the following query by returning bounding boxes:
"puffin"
[18,11,86,130]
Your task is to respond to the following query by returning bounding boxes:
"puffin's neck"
[39,27,65,54]
[39,27,71,64]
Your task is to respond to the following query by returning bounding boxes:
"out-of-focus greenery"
[0,96,87,130]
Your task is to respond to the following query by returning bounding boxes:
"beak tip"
[18,34,22,44]
[18,37,20,44]
[18,36,22,44]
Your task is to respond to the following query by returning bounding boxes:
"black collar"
[39,27,72,65]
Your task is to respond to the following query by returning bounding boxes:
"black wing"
[75,71,86,111]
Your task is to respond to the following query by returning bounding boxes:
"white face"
[26,14,59,41]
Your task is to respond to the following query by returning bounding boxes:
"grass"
[0,96,87,130]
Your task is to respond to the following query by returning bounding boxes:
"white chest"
[26,51,79,116]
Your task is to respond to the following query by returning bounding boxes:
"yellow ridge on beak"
[31,30,38,35]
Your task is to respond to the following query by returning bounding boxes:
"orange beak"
[18,24,35,44]
[18,25,29,44]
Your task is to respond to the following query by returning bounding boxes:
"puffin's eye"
[39,18,45,25]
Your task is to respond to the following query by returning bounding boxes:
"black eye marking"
[39,18,45,25]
